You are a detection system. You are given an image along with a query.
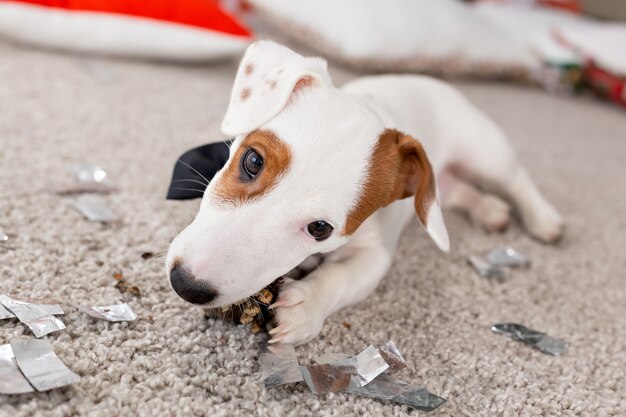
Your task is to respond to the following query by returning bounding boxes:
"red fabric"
[538,0,581,13]
[585,61,626,108]
[6,0,252,37]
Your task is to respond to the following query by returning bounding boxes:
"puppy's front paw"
[268,280,326,346]
[526,203,564,244]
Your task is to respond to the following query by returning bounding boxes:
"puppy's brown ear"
[389,130,450,252]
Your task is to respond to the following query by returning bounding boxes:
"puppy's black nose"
[169,262,218,305]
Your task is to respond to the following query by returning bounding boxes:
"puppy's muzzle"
[169,263,218,305]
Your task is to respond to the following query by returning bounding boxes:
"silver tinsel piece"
[492,323,566,356]
[24,316,66,338]
[0,294,66,337]
[0,294,64,322]
[378,341,407,371]
[0,344,35,394]
[258,341,303,387]
[294,341,445,412]
[467,256,505,280]
[68,194,118,222]
[72,163,108,184]
[74,303,137,322]
[300,363,353,394]
[348,374,447,412]
[0,303,15,320]
[486,247,530,268]
[335,345,389,388]
[11,339,80,391]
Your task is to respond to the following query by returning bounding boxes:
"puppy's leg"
[501,167,564,242]
[441,173,511,232]
[457,132,564,243]
[269,246,392,345]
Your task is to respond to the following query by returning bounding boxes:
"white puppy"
[166,41,563,345]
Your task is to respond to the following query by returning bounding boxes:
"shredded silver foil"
[0,344,35,394]
[52,163,117,194]
[25,316,67,338]
[293,341,445,411]
[72,163,108,184]
[300,363,353,394]
[69,194,118,222]
[0,227,7,242]
[0,294,64,322]
[303,345,389,393]
[75,303,137,322]
[348,374,447,412]
[467,255,505,280]
[486,247,530,268]
[11,339,80,391]
[337,345,389,388]
[378,341,407,371]
[0,294,66,337]
[0,303,15,319]
[258,341,303,386]
[492,323,566,356]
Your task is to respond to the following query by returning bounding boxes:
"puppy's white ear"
[221,41,332,136]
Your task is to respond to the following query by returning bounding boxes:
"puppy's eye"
[305,221,334,241]
[242,148,264,178]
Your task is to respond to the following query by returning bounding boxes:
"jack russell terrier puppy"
[166,41,563,345]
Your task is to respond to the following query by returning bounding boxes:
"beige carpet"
[0,38,625,417]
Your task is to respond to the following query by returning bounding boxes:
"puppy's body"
[166,42,563,345]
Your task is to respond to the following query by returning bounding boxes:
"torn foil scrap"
[391,385,448,412]
[492,323,566,356]
[0,227,7,242]
[300,364,353,394]
[486,247,530,268]
[339,345,389,388]
[467,256,505,280]
[0,303,15,319]
[258,341,303,386]
[0,294,64,322]
[25,315,66,338]
[310,345,389,390]
[378,341,407,371]
[348,374,447,412]
[75,303,137,322]
[0,344,35,394]
[11,339,80,391]
[0,294,66,337]
[72,163,109,184]
[69,194,118,222]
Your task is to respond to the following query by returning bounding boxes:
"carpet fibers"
[0,40,625,417]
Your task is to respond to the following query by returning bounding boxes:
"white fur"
[0,2,249,61]
[248,0,537,67]
[167,42,563,345]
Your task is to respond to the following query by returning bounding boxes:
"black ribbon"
[166,140,232,200]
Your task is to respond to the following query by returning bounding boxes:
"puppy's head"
[166,41,449,307]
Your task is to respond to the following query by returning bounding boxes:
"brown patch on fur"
[267,79,277,89]
[240,87,251,101]
[214,130,292,205]
[342,129,436,235]
[244,64,254,75]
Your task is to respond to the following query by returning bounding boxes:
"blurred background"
[1,2,626,416]
[1,0,626,107]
